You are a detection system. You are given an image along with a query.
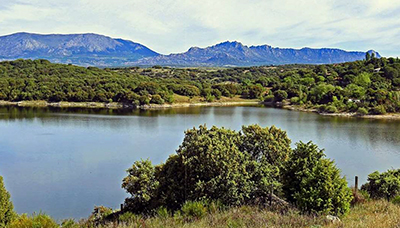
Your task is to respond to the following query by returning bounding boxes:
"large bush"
[123,125,352,216]
[282,142,352,215]
[162,125,253,207]
[361,169,400,200]
[0,176,15,228]
[123,125,288,212]
[240,124,291,194]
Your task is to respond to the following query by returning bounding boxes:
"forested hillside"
[0,56,399,114]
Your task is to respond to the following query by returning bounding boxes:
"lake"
[0,105,399,220]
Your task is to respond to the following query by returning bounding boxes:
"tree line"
[0,56,400,114]
[0,59,266,105]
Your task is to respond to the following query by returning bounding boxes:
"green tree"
[310,83,335,103]
[122,160,159,213]
[282,142,352,215]
[0,176,16,227]
[383,66,399,79]
[134,82,160,95]
[139,95,150,105]
[244,85,265,99]
[361,169,400,200]
[273,90,288,102]
[353,72,371,87]
[174,125,252,206]
[150,94,165,104]
[366,52,371,61]
[345,84,366,99]
[240,125,291,168]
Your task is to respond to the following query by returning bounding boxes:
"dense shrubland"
[1,56,400,114]
[0,59,266,105]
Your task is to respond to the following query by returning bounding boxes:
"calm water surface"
[0,105,399,219]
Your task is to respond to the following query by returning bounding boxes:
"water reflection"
[0,105,399,220]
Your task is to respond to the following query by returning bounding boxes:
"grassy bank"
[58,200,399,228]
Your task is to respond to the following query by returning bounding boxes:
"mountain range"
[0,32,380,67]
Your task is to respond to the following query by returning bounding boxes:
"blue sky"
[0,0,399,56]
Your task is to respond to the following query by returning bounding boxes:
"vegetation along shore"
[1,54,400,119]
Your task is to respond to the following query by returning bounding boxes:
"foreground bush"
[122,125,292,212]
[361,169,400,200]
[181,201,207,220]
[122,125,351,216]
[122,160,159,213]
[0,176,15,228]
[282,141,352,215]
[8,213,58,228]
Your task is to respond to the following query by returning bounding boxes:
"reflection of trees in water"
[0,106,207,119]
[0,106,207,129]
[2,106,400,152]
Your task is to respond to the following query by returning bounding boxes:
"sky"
[0,0,399,56]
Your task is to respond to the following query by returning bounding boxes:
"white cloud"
[0,0,399,56]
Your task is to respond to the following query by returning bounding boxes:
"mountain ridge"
[0,33,380,67]
[134,40,380,67]
[0,32,160,66]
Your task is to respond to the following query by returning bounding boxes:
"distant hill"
[134,41,380,67]
[0,33,380,67]
[0,33,159,66]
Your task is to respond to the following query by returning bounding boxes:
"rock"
[326,215,341,223]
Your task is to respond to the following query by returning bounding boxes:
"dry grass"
[99,206,326,228]
[172,94,202,103]
[94,200,400,228]
[325,200,400,228]
[218,95,258,103]
[172,95,258,104]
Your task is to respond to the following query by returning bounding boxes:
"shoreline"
[1,100,400,120]
[0,100,261,110]
[280,104,400,120]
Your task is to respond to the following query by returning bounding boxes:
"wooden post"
[269,183,274,206]
[355,176,359,193]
